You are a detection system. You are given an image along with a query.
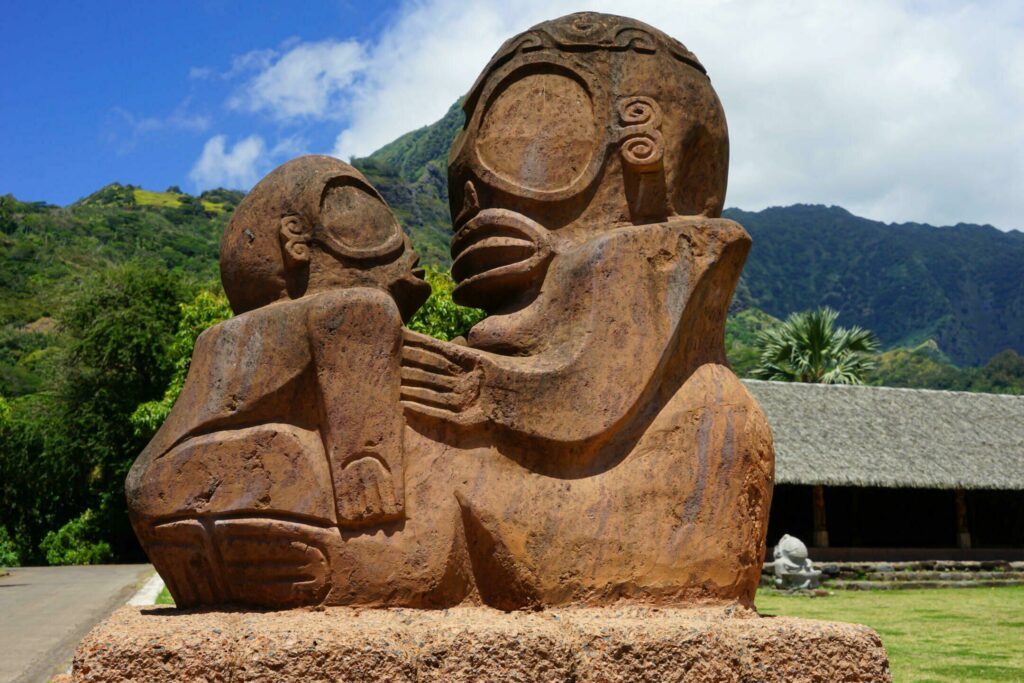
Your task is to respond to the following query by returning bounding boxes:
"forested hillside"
[0,187,241,397]
[728,205,1024,366]
[0,186,240,327]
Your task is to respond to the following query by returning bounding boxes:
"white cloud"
[188,134,268,190]
[330,2,534,161]
[230,40,365,120]
[188,133,309,191]
[107,98,211,155]
[112,97,211,135]
[200,0,1024,229]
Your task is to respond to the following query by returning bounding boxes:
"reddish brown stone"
[67,605,890,682]
[128,12,772,612]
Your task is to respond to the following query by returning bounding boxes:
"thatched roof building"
[743,380,1024,490]
[741,380,1024,558]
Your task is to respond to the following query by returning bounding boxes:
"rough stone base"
[67,605,890,682]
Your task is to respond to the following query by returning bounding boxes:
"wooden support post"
[955,488,972,550]
[812,484,829,548]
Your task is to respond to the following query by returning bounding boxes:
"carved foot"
[146,517,339,608]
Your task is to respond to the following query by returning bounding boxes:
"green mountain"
[726,205,1024,366]
[0,185,241,327]
[0,187,242,396]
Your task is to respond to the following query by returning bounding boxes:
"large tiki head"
[448,12,730,309]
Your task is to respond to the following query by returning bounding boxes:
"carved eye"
[475,70,597,193]
[319,180,401,254]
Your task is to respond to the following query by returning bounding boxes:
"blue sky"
[2,1,1022,231]
[1,2,398,205]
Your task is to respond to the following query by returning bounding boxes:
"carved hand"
[400,329,485,424]
[334,455,401,525]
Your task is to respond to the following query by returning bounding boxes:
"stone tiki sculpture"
[772,534,823,590]
[127,12,775,611]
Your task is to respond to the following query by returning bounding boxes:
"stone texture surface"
[68,606,890,682]
[125,11,776,614]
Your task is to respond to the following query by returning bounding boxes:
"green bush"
[0,526,20,567]
[39,509,113,565]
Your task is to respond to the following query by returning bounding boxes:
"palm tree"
[752,307,879,384]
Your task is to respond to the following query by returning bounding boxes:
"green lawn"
[757,586,1024,682]
[155,586,174,605]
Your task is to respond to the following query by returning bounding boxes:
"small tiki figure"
[126,155,429,607]
[772,535,822,590]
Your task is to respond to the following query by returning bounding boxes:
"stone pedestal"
[66,605,890,682]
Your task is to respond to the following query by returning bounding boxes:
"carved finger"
[399,385,465,411]
[401,366,459,391]
[400,400,461,422]
[375,472,400,516]
[337,481,365,521]
[402,346,463,375]
[404,330,476,366]
[361,478,383,519]
[401,399,485,428]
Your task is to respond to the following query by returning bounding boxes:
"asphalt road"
[0,564,153,683]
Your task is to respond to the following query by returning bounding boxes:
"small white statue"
[772,534,822,590]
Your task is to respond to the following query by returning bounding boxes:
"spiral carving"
[614,27,657,53]
[280,215,310,266]
[287,241,310,260]
[620,132,664,168]
[617,96,664,172]
[617,96,662,127]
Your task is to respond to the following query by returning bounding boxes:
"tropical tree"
[753,307,879,384]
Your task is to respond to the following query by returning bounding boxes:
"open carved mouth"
[450,209,552,309]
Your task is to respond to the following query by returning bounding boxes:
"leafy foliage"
[407,267,486,341]
[0,526,19,567]
[55,263,185,557]
[0,403,18,567]
[0,325,56,396]
[39,509,113,565]
[78,183,137,207]
[726,308,782,376]
[0,262,186,563]
[753,307,880,384]
[869,343,1024,394]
